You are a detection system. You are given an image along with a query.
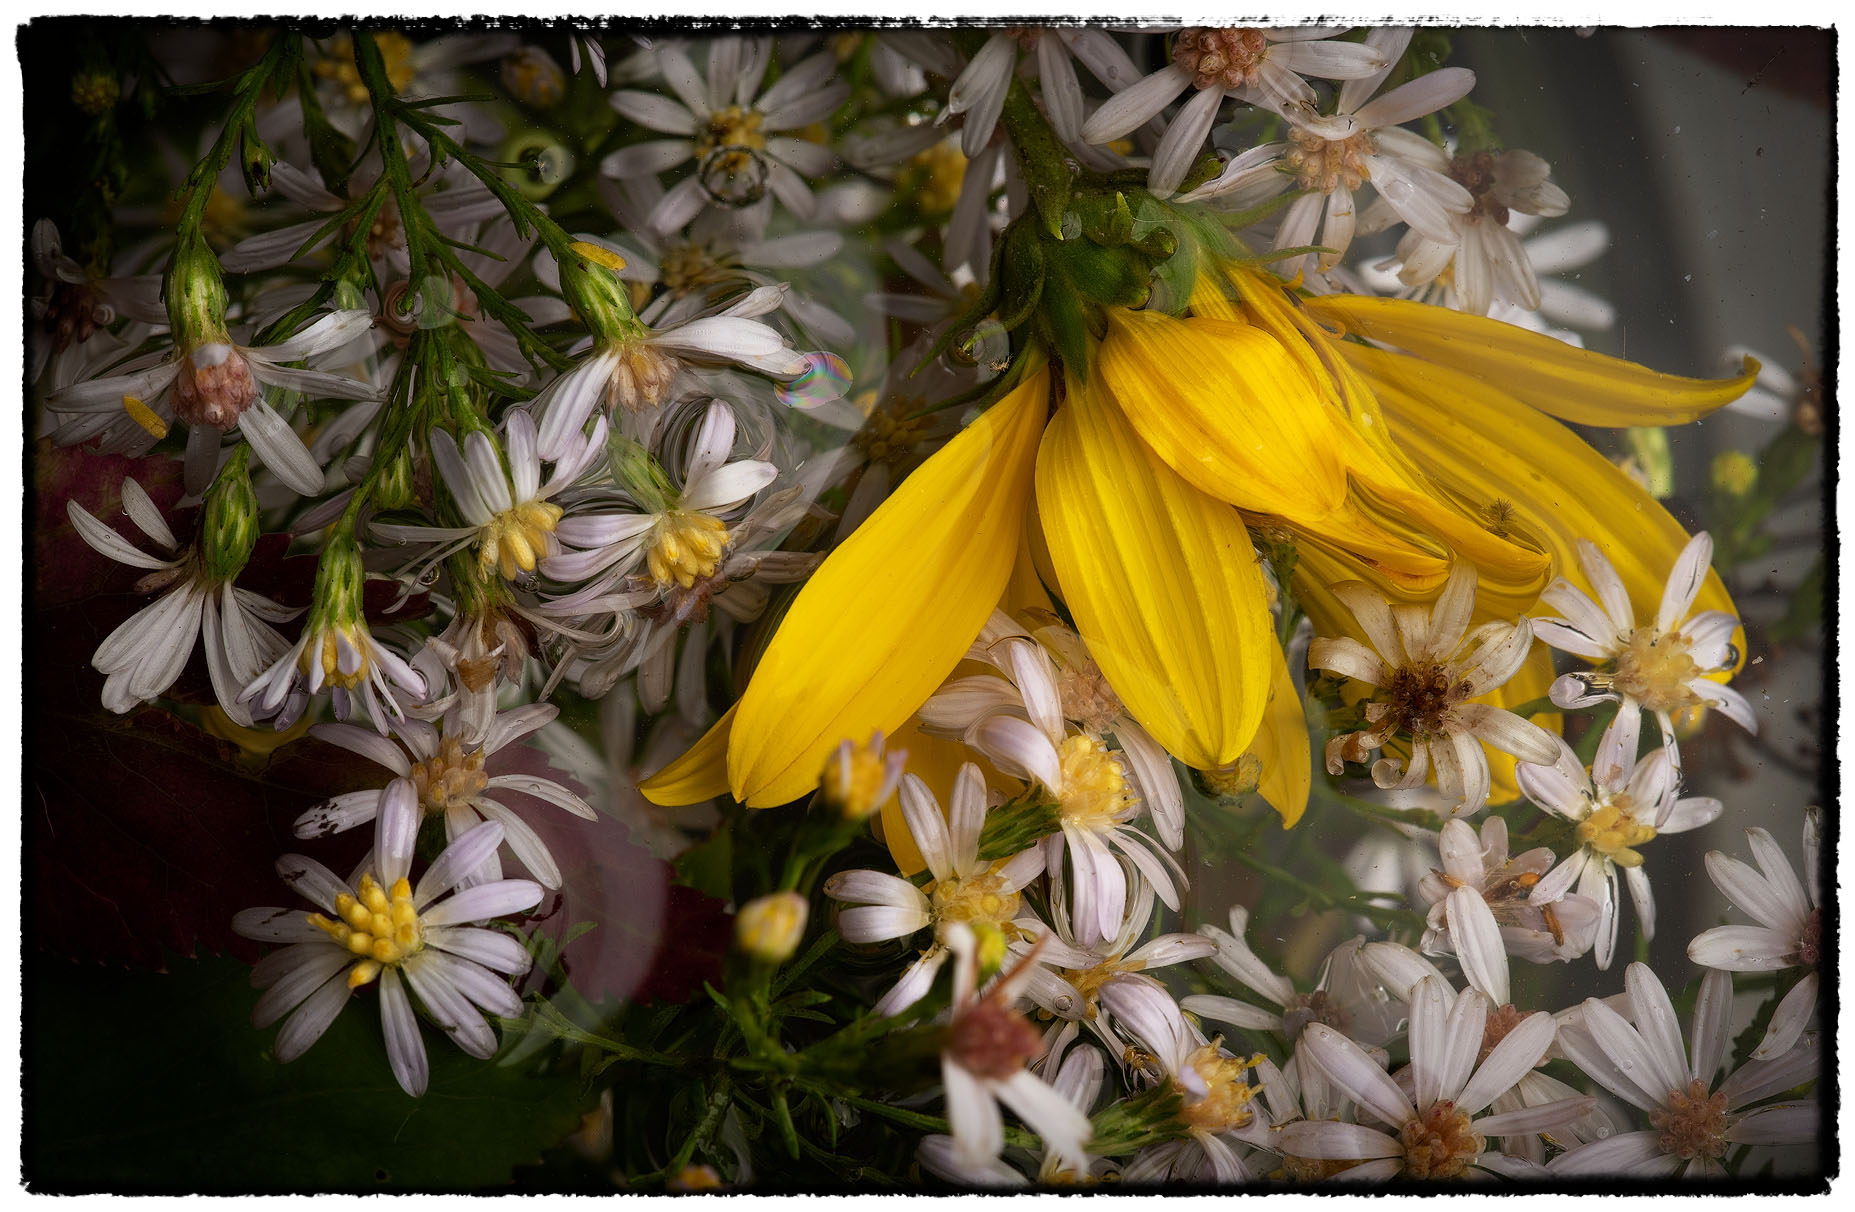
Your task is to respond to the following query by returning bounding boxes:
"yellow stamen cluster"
[1612,628,1702,714]
[819,735,896,821]
[501,46,565,108]
[657,243,732,294]
[646,510,730,589]
[850,397,933,468]
[1058,958,1136,1019]
[409,735,490,816]
[735,891,809,963]
[479,500,564,581]
[308,873,423,988]
[1178,1043,1263,1134]
[314,33,417,105]
[1055,735,1136,828]
[929,869,1023,933]
[904,141,968,215]
[695,105,769,177]
[1284,127,1376,194]
[1577,795,1657,868]
[1399,1099,1483,1179]
[297,623,371,691]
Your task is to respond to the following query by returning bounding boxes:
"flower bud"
[818,733,906,822]
[201,455,260,582]
[70,69,120,116]
[501,46,566,109]
[556,242,640,342]
[1710,449,1758,498]
[165,229,230,344]
[605,430,676,514]
[735,892,809,964]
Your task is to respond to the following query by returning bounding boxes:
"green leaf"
[24,954,590,1192]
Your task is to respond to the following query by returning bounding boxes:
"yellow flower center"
[1577,794,1658,868]
[1650,1079,1729,1162]
[904,140,968,215]
[1177,1043,1262,1134]
[1399,1100,1484,1179]
[479,499,563,581]
[646,511,730,589]
[1172,27,1271,90]
[502,46,565,108]
[658,243,733,294]
[850,396,933,467]
[315,33,417,105]
[928,868,1023,932]
[1055,735,1135,828]
[297,623,373,691]
[308,873,424,988]
[694,105,769,200]
[819,736,895,821]
[697,104,768,160]
[1611,627,1702,715]
[1056,958,1137,1019]
[1284,127,1377,194]
[408,734,490,816]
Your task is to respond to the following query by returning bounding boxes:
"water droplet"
[775,351,852,409]
[1595,1126,1611,1139]
[1380,179,1413,204]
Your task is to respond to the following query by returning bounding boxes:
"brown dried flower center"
[1285,128,1377,194]
[1650,1078,1729,1162]
[1282,989,1350,1042]
[1173,28,1270,90]
[409,735,489,815]
[1399,1100,1483,1179]
[1798,908,1821,967]
[1448,151,1511,225]
[1387,662,1458,740]
[173,345,260,429]
[948,999,1043,1081]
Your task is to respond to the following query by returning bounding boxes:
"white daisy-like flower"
[1102,977,1274,1183]
[29,217,165,385]
[942,27,1144,154]
[294,703,597,890]
[822,763,1044,1017]
[65,478,298,724]
[1080,27,1392,196]
[371,409,608,586]
[46,309,380,497]
[936,923,1095,1180]
[1383,148,1572,316]
[1310,561,1560,815]
[539,399,781,594]
[530,276,809,458]
[1416,816,1600,964]
[230,809,542,1098]
[601,36,847,230]
[923,609,1187,851]
[1721,329,1820,425]
[1688,808,1821,1060]
[919,1037,1111,1186]
[1550,964,1819,1178]
[1186,906,1406,1048]
[1281,975,1593,1181]
[1515,723,1724,970]
[1534,530,1755,785]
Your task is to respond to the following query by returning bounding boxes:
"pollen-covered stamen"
[948,997,1043,1081]
[602,340,683,414]
[1798,908,1821,967]
[172,343,260,429]
[307,873,425,987]
[696,104,768,165]
[1399,1100,1483,1179]
[1386,662,1460,741]
[1650,1079,1729,1162]
[850,396,933,468]
[1178,1043,1263,1134]
[479,500,564,581]
[1281,989,1351,1042]
[1285,127,1377,194]
[1057,658,1124,736]
[645,510,730,589]
[1577,794,1657,867]
[1612,627,1705,714]
[1172,27,1271,90]
[409,735,490,816]
[1447,150,1510,225]
[657,243,735,295]
[929,868,1023,933]
[298,623,372,691]
[1477,1003,1537,1066]
[1054,735,1136,828]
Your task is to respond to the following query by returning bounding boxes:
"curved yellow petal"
[639,705,735,806]
[1303,293,1758,427]
[1036,369,1273,769]
[1247,640,1311,828]
[726,367,1050,807]
[1342,342,1744,650]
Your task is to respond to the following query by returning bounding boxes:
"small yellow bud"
[1710,450,1758,498]
[1195,753,1263,803]
[735,892,809,964]
[819,733,903,822]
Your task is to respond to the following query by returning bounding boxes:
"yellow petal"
[1247,640,1311,828]
[1342,341,1745,650]
[726,367,1050,807]
[1303,293,1759,427]
[1036,369,1273,768]
[639,706,735,806]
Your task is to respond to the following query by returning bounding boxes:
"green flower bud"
[556,241,641,342]
[605,430,676,514]
[201,454,260,582]
[309,533,368,631]
[373,442,419,511]
[70,69,119,116]
[165,230,230,343]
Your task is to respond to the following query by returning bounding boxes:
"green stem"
[174,34,299,235]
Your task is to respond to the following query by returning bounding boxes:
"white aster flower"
[919,1037,1111,1187]
[1282,975,1592,1180]
[822,763,1044,1017]
[1417,816,1600,964]
[1551,964,1819,1178]
[241,593,428,735]
[1187,906,1406,1048]
[1534,530,1755,785]
[936,923,1095,1180]
[29,217,165,385]
[1310,561,1560,815]
[1688,808,1821,1060]
[65,479,298,724]
[295,703,597,890]
[46,309,380,497]
[1721,330,1820,425]
[1515,722,1724,970]
[230,810,542,1098]
[1104,977,1274,1183]
[601,36,847,229]
[1081,27,1392,196]
[942,27,1144,154]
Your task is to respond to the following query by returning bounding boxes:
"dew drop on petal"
[775,351,852,409]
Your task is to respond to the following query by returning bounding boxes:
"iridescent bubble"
[775,351,852,410]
